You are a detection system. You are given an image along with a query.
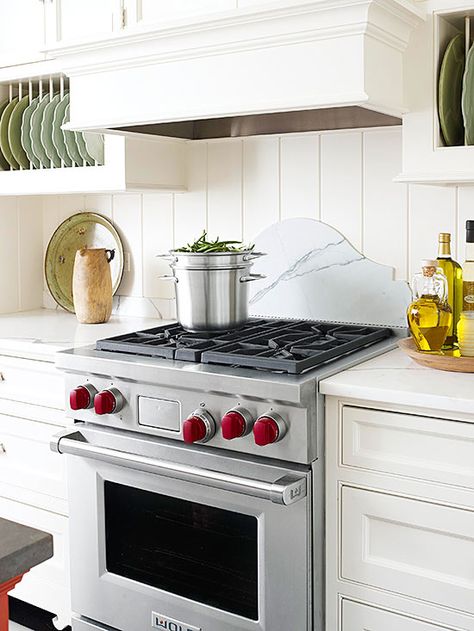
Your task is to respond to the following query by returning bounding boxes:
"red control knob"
[183,416,207,444]
[182,410,215,444]
[221,411,246,440]
[94,388,123,415]
[221,408,253,440]
[253,413,286,446]
[70,385,96,411]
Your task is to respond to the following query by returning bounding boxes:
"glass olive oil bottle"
[463,221,474,312]
[407,260,452,352]
[437,232,462,347]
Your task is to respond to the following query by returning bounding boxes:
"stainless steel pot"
[159,253,265,332]
[160,250,265,268]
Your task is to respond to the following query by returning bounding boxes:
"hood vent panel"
[116,107,401,140]
[55,1,423,137]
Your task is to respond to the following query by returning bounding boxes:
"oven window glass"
[104,481,258,620]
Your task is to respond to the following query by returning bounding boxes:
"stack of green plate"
[439,33,465,146]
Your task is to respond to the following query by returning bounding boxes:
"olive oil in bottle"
[463,221,474,311]
[407,260,452,352]
[437,233,462,347]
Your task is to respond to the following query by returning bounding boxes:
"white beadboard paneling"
[456,187,474,263]
[84,194,112,219]
[18,197,43,311]
[142,193,175,300]
[320,132,363,249]
[207,140,243,240]
[280,135,319,221]
[113,194,143,297]
[243,136,279,241]
[174,142,207,248]
[56,194,86,222]
[408,184,457,281]
[363,128,408,280]
[0,198,19,314]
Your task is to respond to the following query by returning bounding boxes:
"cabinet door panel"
[133,0,236,26]
[0,355,64,409]
[0,1,45,66]
[342,486,474,615]
[342,406,474,489]
[49,0,115,45]
[0,414,67,503]
[343,600,457,631]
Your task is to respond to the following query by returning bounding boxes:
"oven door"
[53,425,312,631]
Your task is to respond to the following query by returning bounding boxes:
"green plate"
[62,103,83,166]
[75,130,94,166]
[52,93,72,167]
[45,212,124,313]
[0,97,20,169]
[21,96,41,169]
[0,98,12,170]
[83,131,104,165]
[440,33,465,146]
[41,94,62,168]
[9,95,30,169]
[463,43,474,145]
[30,95,52,168]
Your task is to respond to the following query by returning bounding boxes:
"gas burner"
[96,319,392,375]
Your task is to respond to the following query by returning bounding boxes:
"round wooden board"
[398,337,474,373]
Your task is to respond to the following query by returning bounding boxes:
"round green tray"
[45,212,124,313]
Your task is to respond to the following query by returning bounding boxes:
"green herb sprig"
[175,230,254,253]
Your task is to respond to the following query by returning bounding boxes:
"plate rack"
[436,12,474,149]
[2,75,103,171]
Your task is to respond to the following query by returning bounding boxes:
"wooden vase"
[72,247,114,324]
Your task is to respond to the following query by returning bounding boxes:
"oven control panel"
[65,375,313,464]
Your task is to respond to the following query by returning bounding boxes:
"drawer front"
[342,406,474,488]
[0,497,70,626]
[341,486,474,615]
[342,600,457,631]
[0,355,64,409]
[0,414,67,502]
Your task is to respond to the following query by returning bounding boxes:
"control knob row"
[70,385,123,415]
[183,407,286,447]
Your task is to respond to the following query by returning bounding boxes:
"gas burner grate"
[96,319,392,374]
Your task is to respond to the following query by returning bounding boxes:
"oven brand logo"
[152,612,201,631]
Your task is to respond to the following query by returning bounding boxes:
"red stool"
[0,573,26,631]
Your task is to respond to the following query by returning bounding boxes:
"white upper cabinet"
[0,0,46,67]
[400,0,474,184]
[125,0,238,28]
[45,0,119,47]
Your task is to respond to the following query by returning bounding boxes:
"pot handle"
[243,252,267,261]
[240,273,266,283]
[158,275,178,283]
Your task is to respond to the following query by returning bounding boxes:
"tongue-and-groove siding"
[0,125,464,317]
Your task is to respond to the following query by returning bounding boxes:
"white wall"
[0,197,43,315]
[33,126,474,319]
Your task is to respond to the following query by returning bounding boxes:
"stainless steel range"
[52,317,401,631]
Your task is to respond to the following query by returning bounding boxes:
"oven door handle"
[51,430,307,506]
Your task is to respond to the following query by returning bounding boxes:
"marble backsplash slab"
[248,218,411,328]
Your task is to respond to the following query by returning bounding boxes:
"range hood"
[52,0,424,139]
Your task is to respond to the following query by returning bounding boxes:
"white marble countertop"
[320,348,474,417]
[0,309,167,361]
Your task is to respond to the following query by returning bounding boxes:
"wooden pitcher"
[72,248,115,324]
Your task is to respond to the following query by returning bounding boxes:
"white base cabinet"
[326,398,474,631]
[342,600,458,631]
[0,353,70,628]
